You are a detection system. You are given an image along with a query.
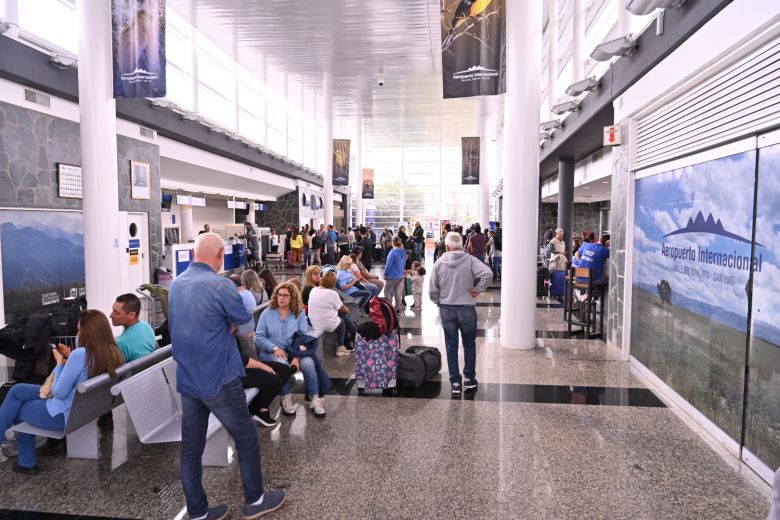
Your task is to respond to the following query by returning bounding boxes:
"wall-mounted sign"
[130,160,151,199]
[604,126,621,146]
[57,163,82,199]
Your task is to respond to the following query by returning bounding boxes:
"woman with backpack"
[0,310,123,474]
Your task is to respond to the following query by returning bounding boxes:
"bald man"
[169,233,285,520]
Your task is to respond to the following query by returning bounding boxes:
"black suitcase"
[537,266,548,298]
[397,346,442,388]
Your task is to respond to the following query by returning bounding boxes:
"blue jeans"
[363,282,380,299]
[349,289,372,312]
[336,313,357,346]
[492,256,502,278]
[414,241,423,262]
[276,356,320,398]
[303,246,310,268]
[439,305,478,384]
[0,383,65,468]
[180,378,262,517]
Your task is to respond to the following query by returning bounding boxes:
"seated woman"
[241,269,268,305]
[235,335,292,428]
[350,248,384,295]
[308,272,358,357]
[0,310,123,474]
[335,256,372,313]
[255,282,328,418]
[301,265,322,307]
[258,268,278,299]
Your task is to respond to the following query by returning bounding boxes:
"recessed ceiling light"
[583,186,590,189]
[602,180,609,184]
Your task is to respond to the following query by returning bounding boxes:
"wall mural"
[0,210,85,324]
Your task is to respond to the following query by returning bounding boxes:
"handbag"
[355,281,367,291]
[39,370,55,399]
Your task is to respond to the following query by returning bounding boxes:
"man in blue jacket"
[169,233,285,520]
[383,236,407,313]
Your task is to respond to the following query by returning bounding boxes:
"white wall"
[191,198,235,239]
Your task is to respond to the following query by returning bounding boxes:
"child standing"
[412,266,426,310]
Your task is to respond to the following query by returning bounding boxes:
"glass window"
[17,0,78,55]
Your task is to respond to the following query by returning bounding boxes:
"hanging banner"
[441,0,505,99]
[112,0,167,99]
[333,139,350,186]
[461,137,480,185]
[362,168,375,199]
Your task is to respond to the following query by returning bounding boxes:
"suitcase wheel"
[357,388,365,396]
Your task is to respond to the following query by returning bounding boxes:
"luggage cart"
[136,287,166,328]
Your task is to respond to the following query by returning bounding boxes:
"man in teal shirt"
[110,293,157,362]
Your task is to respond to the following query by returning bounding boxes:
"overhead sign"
[604,126,621,146]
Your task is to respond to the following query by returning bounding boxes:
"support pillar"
[247,201,256,226]
[500,0,541,350]
[323,74,334,226]
[1,0,19,39]
[547,0,559,111]
[355,114,364,227]
[180,205,194,243]
[558,158,575,257]
[478,99,490,228]
[78,0,122,316]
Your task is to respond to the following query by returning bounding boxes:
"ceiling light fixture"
[539,132,552,141]
[591,36,637,62]
[565,77,600,96]
[150,99,177,110]
[540,120,562,132]
[181,112,201,122]
[551,99,581,115]
[625,0,686,15]
[49,54,77,69]
[0,19,11,34]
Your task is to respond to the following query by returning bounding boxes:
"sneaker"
[242,488,286,519]
[280,394,296,416]
[464,378,479,393]
[310,396,326,418]
[11,462,39,475]
[335,345,351,357]
[190,504,228,520]
[451,382,462,397]
[253,411,277,428]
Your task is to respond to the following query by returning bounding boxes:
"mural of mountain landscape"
[0,210,85,323]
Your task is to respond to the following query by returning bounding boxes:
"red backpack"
[369,297,398,335]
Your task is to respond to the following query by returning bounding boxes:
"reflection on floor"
[0,252,771,519]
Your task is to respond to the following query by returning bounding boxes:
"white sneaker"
[336,345,351,357]
[281,394,297,416]
[310,396,326,418]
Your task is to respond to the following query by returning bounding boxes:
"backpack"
[369,297,398,335]
[397,346,442,388]
[50,306,81,337]
[494,231,502,251]
[312,235,322,248]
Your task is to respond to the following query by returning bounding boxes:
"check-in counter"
[163,239,245,276]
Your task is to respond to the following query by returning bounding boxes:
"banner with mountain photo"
[332,139,350,186]
[461,137,480,184]
[361,168,374,199]
[441,0,505,99]
[112,0,167,98]
[0,210,86,324]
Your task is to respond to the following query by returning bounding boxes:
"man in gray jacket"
[429,232,493,397]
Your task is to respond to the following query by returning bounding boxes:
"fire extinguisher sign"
[603,125,621,146]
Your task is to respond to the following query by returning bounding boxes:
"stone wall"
[256,189,299,232]
[116,135,163,272]
[606,120,630,351]
[0,101,82,209]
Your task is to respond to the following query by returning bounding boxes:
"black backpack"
[50,306,81,337]
[493,231,502,251]
[312,234,322,248]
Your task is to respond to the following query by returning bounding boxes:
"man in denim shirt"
[169,233,285,520]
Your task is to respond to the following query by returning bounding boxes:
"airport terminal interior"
[0,0,779,518]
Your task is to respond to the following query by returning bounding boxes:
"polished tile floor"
[0,253,772,519]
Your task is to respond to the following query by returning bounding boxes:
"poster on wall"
[461,137,480,184]
[333,139,350,186]
[631,149,757,443]
[0,210,85,324]
[362,168,374,199]
[111,0,167,99]
[441,0,505,99]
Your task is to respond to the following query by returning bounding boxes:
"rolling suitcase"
[355,333,398,392]
[537,266,548,298]
[549,270,566,297]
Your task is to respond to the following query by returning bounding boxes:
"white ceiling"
[166,0,503,148]
[542,176,613,204]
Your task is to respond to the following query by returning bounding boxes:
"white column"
[247,201,256,225]
[77,0,122,316]
[323,73,334,225]
[190,25,198,112]
[479,98,490,228]
[355,113,364,227]
[1,0,19,39]
[547,0,559,110]
[572,0,584,81]
[618,0,630,36]
[500,0,541,350]
[180,204,194,242]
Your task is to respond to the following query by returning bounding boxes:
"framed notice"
[130,160,151,199]
[57,163,83,199]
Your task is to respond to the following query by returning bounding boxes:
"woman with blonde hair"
[255,282,328,418]
[301,265,322,307]
[336,256,372,313]
[0,310,123,474]
[241,269,267,305]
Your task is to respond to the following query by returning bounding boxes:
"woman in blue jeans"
[0,310,123,473]
[335,256,372,313]
[255,281,329,418]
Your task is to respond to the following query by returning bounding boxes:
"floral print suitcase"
[355,333,398,390]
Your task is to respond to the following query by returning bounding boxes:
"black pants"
[241,361,293,415]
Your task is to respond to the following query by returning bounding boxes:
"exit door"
[120,212,150,293]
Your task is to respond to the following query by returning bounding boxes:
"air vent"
[24,89,51,108]
[139,126,155,139]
